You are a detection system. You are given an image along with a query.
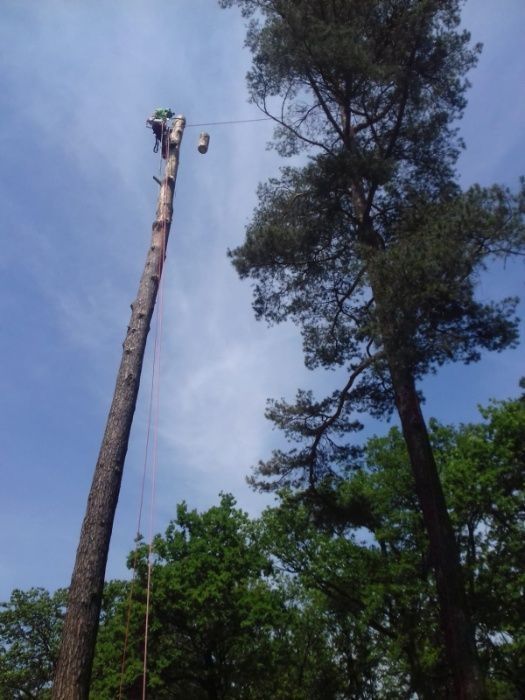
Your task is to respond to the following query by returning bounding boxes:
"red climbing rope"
[118,322,158,698]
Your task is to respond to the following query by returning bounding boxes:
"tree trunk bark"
[52,117,186,699]
[360,220,485,698]
[387,360,486,699]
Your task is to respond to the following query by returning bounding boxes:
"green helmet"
[152,107,174,120]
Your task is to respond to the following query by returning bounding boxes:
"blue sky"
[0,0,523,599]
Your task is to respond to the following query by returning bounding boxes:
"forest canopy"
[2,395,524,698]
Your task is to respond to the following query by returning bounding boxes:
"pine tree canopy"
[220,0,525,492]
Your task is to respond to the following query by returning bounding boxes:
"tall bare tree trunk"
[52,116,186,700]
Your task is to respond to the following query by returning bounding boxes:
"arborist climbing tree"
[52,112,186,700]
[146,107,175,156]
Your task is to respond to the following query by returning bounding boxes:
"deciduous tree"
[261,395,525,697]
[0,587,66,699]
[91,495,314,699]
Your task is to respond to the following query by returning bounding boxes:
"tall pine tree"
[219,1,524,696]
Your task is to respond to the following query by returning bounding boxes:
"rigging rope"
[158,121,164,177]
[185,116,272,128]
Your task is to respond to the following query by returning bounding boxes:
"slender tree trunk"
[52,117,186,699]
[387,360,485,699]
[359,216,485,698]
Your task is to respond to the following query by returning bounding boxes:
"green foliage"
[261,396,525,697]
[436,400,525,694]
[1,397,522,697]
[261,462,446,697]
[0,587,66,699]
[91,494,330,699]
